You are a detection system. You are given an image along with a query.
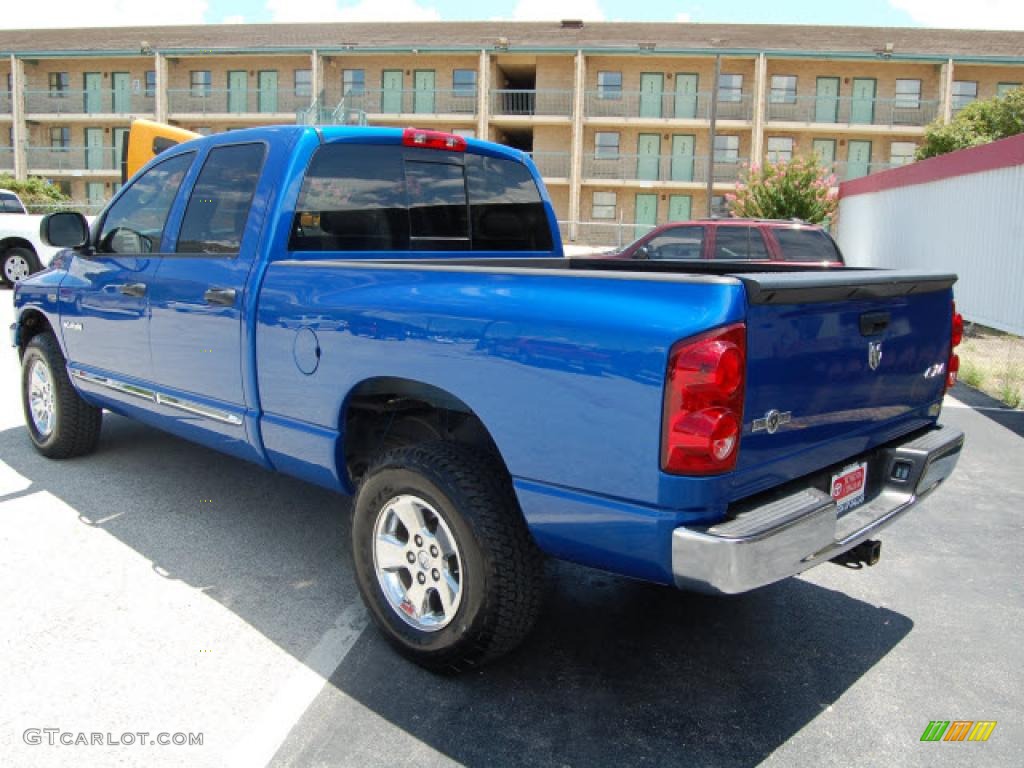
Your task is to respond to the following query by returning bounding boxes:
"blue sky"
[4,0,1023,30]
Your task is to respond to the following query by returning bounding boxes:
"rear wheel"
[352,442,544,671]
[2,247,42,286]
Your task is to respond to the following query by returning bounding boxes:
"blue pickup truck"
[13,125,964,670]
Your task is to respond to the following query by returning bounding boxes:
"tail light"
[402,127,467,152]
[947,301,963,389]
[661,323,746,475]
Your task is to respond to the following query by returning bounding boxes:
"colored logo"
[920,721,997,742]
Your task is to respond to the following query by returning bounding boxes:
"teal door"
[85,128,105,170]
[674,73,699,119]
[670,134,695,181]
[414,70,436,113]
[86,182,106,205]
[814,77,840,123]
[846,140,872,179]
[111,72,131,113]
[851,78,876,124]
[668,195,692,221]
[112,127,129,174]
[228,71,248,113]
[636,134,661,181]
[83,72,102,114]
[382,70,403,112]
[639,73,664,118]
[634,193,658,239]
[812,138,836,169]
[258,71,278,113]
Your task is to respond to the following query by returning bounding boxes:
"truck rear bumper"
[671,424,964,594]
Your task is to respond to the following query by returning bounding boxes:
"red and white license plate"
[831,462,867,513]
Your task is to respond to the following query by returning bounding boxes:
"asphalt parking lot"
[1,295,1021,768]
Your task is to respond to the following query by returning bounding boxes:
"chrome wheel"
[372,494,463,632]
[4,253,31,283]
[28,359,56,437]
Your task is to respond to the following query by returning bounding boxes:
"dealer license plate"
[831,462,867,514]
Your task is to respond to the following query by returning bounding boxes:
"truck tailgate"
[734,270,956,476]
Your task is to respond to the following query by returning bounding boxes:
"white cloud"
[0,0,208,28]
[511,0,605,21]
[221,15,246,24]
[675,12,692,22]
[889,0,1024,30]
[266,0,440,23]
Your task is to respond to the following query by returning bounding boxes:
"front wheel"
[352,442,544,671]
[2,247,42,286]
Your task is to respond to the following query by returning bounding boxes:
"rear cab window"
[0,192,26,213]
[770,227,843,263]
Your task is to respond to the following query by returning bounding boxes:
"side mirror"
[40,211,90,249]
[637,245,650,260]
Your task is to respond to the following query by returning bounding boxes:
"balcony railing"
[297,99,368,126]
[168,88,313,115]
[337,88,478,116]
[527,152,571,178]
[0,147,14,171]
[26,146,119,172]
[583,154,747,183]
[828,160,900,181]
[584,91,753,121]
[24,89,155,116]
[766,96,939,128]
[490,90,574,117]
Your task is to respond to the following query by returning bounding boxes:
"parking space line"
[226,602,368,768]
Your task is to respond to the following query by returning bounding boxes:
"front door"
[851,78,876,124]
[258,70,278,113]
[414,70,436,113]
[670,134,695,181]
[83,72,102,114]
[846,140,872,179]
[112,127,129,175]
[634,193,658,240]
[668,194,692,221]
[111,72,131,113]
[639,73,664,118]
[812,138,836,170]
[228,71,248,113]
[674,73,699,119]
[84,127,105,170]
[61,151,196,384]
[636,133,661,181]
[814,77,840,123]
[382,70,403,112]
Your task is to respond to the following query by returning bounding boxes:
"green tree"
[0,174,71,208]
[917,86,1024,160]
[726,154,837,224]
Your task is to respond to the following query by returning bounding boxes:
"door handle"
[859,311,890,336]
[204,287,237,306]
[119,282,147,297]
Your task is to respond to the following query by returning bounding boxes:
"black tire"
[352,441,544,671]
[2,246,42,286]
[21,332,103,458]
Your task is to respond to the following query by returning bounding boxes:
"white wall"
[838,163,1024,336]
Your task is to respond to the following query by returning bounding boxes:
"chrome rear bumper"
[671,425,964,594]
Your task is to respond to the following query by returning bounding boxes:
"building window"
[452,69,477,96]
[597,71,622,100]
[594,132,620,158]
[452,128,476,138]
[49,126,70,149]
[766,137,794,163]
[997,82,1022,98]
[342,69,365,96]
[952,81,977,111]
[48,72,69,97]
[190,71,212,97]
[895,79,921,109]
[56,180,72,197]
[193,126,213,136]
[890,141,917,166]
[591,191,617,219]
[145,70,157,98]
[769,75,797,104]
[714,135,739,161]
[718,74,743,103]
[711,195,729,217]
[295,69,312,97]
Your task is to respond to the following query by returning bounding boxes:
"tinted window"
[0,193,25,213]
[406,159,469,251]
[644,226,704,260]
[98,152,194,254]
[772,228,842,263]
[465,155,552,251]
[176,143,265,254]
[713,226,767,260]
[290,144,410,252]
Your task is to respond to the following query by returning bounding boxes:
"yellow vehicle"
[121,120,199,182]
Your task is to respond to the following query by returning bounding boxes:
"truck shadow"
[0,415,912,768]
